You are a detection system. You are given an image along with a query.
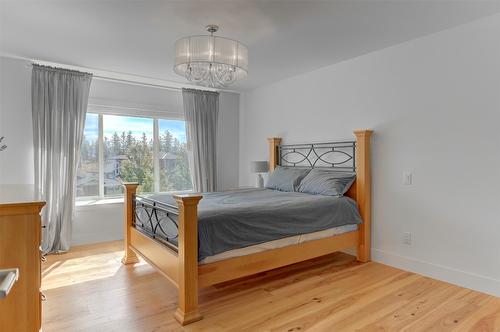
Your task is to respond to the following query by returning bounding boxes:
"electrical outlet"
[403,171,412,185]
[403,232,412,245]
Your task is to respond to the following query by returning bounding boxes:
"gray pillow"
[297,169,356,196]
[265,166,311,192]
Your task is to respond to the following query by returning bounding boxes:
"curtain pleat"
[182,88,219,192]
[32,65,92,253]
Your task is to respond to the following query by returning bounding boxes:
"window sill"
[75,190,193,208]
[76,197,123,207]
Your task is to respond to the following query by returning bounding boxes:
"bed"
[121,129,373,325]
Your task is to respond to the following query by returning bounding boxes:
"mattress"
[138,188,362,261]
[200,223,358,264]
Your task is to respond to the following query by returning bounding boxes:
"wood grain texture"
[0,196,45,332]
[122,182,140,265]
[198,231,359,288]
[42,241,500,332]
[267,137,282,172]
[130,227,179,286]
[353,129,373,262]
[174,194,203,326]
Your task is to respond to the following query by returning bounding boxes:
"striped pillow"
[265,166,311,192]
[297,169,356,196]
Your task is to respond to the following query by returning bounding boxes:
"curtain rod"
[26,63,185,92]
[23,61,224,93]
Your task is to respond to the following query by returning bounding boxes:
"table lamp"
[250,161,269,188]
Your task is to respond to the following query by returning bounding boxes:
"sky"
[83,113,187,142]
[159,119,187,142]
[83,113,98,140]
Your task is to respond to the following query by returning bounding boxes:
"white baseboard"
[372,248,500,297]
[72,233,123,246]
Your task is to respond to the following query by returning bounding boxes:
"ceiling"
[1,1,499,91]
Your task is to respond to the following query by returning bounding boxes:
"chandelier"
[174,25,248,88]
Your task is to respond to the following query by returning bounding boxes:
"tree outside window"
[76,113,192,198]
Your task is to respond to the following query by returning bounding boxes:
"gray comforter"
[143,188,362,261]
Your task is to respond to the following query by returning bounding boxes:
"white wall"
[0,56,33,184]
[239,14,500,296]
[87,78,185,117]
[0,56,240,245]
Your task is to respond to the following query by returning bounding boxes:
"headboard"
[267,130,373,261]
[277,140,356,171]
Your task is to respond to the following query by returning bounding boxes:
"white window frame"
[77,105,188,202]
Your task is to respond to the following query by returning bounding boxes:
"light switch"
[403,171,412,185]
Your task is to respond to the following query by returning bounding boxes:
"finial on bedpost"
[353,130,373,263]
[267,137,282,172]
[122,182,140,265]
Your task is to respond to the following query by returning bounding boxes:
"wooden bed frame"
[121,129,373,325]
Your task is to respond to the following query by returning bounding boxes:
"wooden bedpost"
[173,194,203,326]
[353,130,373,263]
[268,137,282,171]
[122,182,140,265]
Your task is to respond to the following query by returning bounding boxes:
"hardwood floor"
[42,241,500,331]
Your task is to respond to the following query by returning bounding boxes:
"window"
[103,115,154,196]
[158,119,191,192]
[76,113,192,199]
[76,114,99,197]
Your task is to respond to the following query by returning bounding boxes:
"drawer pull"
[41,292,47,301]
[41,255,47,262]
[0,269,19,299]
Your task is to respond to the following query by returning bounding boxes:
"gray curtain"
[182,88,219,192]
[32,65,92,253]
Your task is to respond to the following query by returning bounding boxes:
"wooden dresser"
[0,185,45,332]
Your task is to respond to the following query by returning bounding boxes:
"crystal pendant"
[174,25,248,88]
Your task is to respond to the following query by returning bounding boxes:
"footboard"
[121,183,203,325]
[133,195,180,253]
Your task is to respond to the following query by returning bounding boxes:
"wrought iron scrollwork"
[279,141,356,171]
[133,195,180,252]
